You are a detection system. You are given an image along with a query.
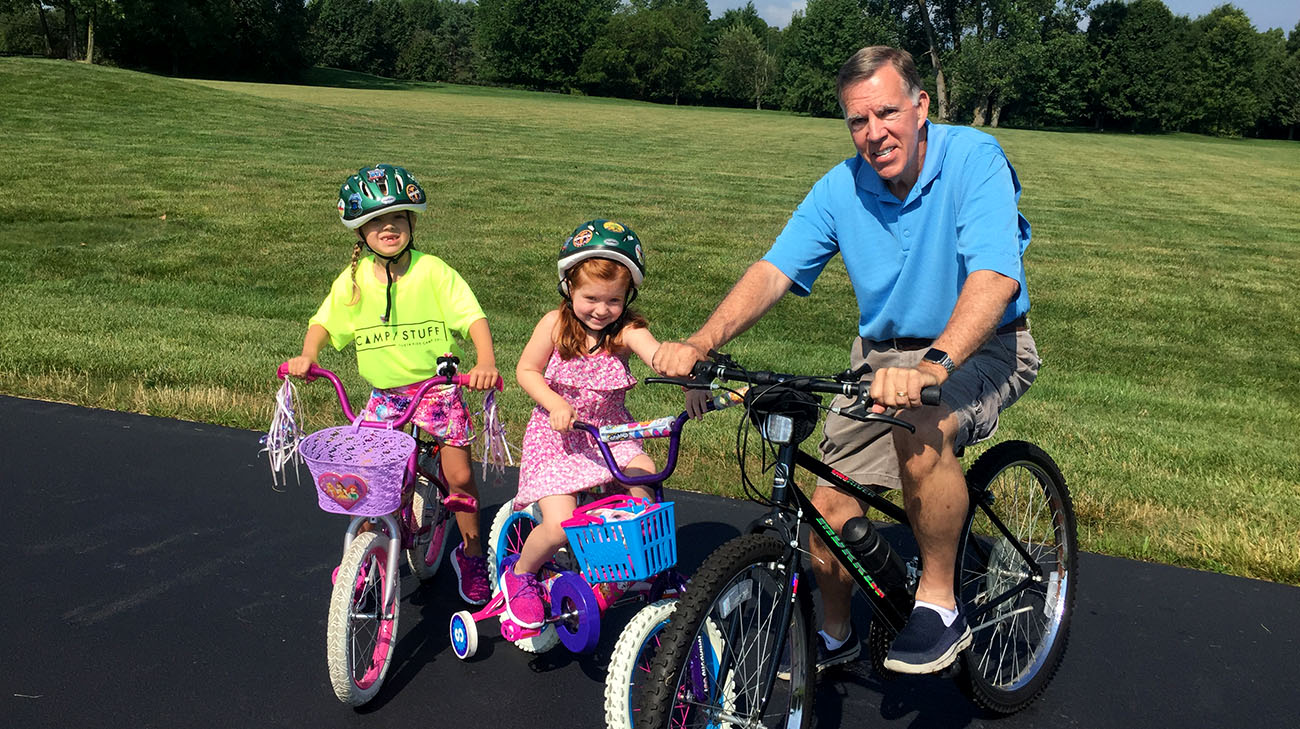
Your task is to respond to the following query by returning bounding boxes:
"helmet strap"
[361,210,415,324]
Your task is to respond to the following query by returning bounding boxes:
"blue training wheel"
[551,572,602,654]
[450,610,478,660]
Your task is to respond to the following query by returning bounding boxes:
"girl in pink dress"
[503,220,661,628]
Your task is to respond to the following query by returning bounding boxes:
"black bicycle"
[635,354,1076,728]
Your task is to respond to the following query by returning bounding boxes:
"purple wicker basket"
[299,425,415,516]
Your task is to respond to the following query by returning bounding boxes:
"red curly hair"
[555,258,647,360]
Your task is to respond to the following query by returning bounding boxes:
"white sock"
[818,629,849,651]
[915,600,959,627]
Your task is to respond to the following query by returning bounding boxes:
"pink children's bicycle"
[270,360,504,706]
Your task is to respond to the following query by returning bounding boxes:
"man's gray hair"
[836,46,924,110]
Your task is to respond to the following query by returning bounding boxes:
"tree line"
[4,0,1298,138]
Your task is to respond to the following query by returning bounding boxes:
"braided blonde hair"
[347,241,363,306]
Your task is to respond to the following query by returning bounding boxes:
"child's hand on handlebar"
[685,388,712,420]
[549,403,577,432]
[465,363,501,391]
[286,355,317,378]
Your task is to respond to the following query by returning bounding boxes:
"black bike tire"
[636,533,815,729]
[957,440,1077,714]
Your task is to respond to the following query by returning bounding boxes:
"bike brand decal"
[406,183,423,203]
[571,229,593,248]
[379,195,396,204]
[813,516,886,599]
[318,472,368,509]
[602,221,625,233]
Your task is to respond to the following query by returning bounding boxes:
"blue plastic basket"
[561,496,677,584]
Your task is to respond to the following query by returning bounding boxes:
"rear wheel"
[486,500,559,653]
[638,534,814,729]
[326,531,398,706]
[406,475,452,582]
[957,440,1076,714]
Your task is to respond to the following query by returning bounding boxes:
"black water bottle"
[842,517,913,628]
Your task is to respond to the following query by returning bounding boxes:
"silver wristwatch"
[922,347,955,375]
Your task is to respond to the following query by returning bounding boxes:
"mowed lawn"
[2,58,1297,583]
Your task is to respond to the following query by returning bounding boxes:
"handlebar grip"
[920,386,941,406]
[276,362,323,382]
[449,374,505,391]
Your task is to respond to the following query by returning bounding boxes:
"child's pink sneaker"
[451,544,491,605]
[500,567,546,629]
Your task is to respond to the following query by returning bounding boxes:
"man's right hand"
[652,340,708,377]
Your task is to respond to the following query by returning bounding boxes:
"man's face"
[842,65,930,194]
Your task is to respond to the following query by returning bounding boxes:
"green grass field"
[3,59,1297,583]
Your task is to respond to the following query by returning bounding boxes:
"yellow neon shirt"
[310,251,486,388]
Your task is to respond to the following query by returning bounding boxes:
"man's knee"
[810,484,868,534]
[893,408,960,483]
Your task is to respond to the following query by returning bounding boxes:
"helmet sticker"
[635,244,643,263]
[367,168,385,182]
[572,229,594,247]
[406,184,423,203]
[603,221,625,233]
[348,194,363,214]
[337,198,345,215]
[380,195,396,204]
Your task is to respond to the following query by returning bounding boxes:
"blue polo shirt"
[763,121,1031,340]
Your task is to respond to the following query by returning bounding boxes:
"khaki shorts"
[816,329,1040,491]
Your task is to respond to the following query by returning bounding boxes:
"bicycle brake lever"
[831,405,917,433]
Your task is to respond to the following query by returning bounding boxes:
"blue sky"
[704,1,1299,33]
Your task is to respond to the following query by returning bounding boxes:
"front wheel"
[326,531,399,706]
[957,440,1077,714]
[605,599,676,729]
[638,534,814,729]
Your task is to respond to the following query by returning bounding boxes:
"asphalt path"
[5,394,1298,729]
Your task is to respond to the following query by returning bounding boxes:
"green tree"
[713,22,775,109]
[1086,0,1198,132]
[1192,4,1260,136]
[577,1,708,103]
[779,0,899,117]
[476,0,616,90]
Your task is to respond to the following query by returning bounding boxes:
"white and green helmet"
[337,164,427,229]
[557,219,646,295]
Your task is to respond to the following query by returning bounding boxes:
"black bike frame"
[742,437,1050,719]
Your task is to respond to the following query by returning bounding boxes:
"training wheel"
[551,571,602,654]
[450,610,478,660]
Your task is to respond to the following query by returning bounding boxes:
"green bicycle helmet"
[337,164,427,229]
[557,219,646,295]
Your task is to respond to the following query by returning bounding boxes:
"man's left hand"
[869,363,946,413]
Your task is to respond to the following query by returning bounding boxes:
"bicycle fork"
[343,514,403,612]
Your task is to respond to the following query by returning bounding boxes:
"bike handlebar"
[687,360,941,407]
[276,363,504,428]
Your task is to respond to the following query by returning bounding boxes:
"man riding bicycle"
[652,45,1040,675]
